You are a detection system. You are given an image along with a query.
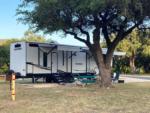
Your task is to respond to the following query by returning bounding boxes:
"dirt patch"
[21,83,60,88]
[0,75,5,80]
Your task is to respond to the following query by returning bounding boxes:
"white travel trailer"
[10,42,125,83]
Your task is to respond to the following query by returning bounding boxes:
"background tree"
[22,30,46,42]
[137,29,150,73]
[115,29,150,74]
[140,29,150,57]
[0,39,19,74]
[117,29,141,73]
[17,0,150,87]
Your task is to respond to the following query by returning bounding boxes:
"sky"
[0,0,84,46]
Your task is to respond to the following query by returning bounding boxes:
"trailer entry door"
[52,52,57,73]
[43,52,47,67]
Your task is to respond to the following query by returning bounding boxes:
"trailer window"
[14,44,21,48]
[29,43,38,47]
[62,51,64,65]
[43,52,47,67]
[14,44,21,50]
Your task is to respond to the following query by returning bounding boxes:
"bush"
[121,66,132,74]
[0,64,9,74]
[137,67,145,74]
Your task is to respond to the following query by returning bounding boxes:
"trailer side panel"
[10,42,26,76]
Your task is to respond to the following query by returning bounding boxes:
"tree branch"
[93,27,101,44]
[102,26,111,46]
[64,30,87,43]
[121,23,140,40]
[99,9,118,47]
[93,14,102,28]
[77,26,90,43]
[92,14,101,44]
[104,22,141,67]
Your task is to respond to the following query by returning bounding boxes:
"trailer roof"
[15,42,126,56]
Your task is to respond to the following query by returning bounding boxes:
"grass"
[0,81,150,113]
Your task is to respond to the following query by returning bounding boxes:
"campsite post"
[11,73,16,101]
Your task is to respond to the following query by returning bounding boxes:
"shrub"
[139,67,145,74]
[0,64,9,74]
[121,66,132,74]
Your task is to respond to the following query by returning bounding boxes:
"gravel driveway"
[120,74,150,83]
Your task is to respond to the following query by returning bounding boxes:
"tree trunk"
[129,51,136,74]
[88,44,112,88]
[129,56,136,74]
[99,65,112,87]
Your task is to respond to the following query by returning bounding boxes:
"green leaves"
[22,30,46,42]
[117,29,141,57]
[17,0,150,35]
[17,0,105,33]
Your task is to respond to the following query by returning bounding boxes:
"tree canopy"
[17,0,150,34]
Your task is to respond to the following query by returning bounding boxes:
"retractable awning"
[29,42,126,56]
[57,45,81,52]
[81,47,126,56]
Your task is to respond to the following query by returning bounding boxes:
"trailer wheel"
[32,76,35,83]
[46,77,51,83]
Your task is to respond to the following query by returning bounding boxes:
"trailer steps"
[46,73,74,83]
[30,73,96,84]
